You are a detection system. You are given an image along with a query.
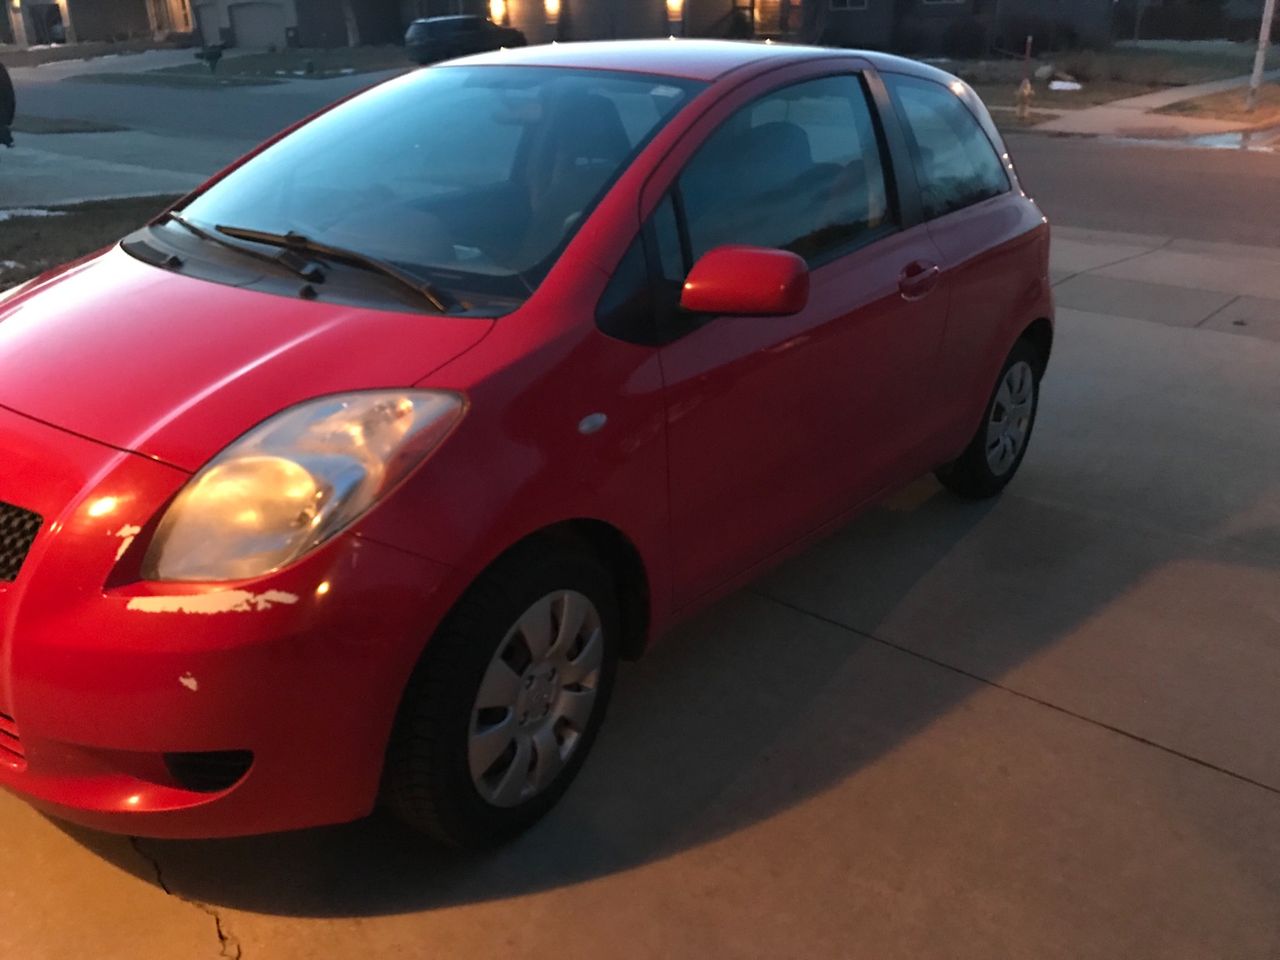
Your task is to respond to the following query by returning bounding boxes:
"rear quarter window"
[885,73,1009,220]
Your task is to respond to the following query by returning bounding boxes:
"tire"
[936,339,1042,500]
[383,540,619,849]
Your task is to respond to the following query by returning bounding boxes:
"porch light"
[666,0,683,19]
[490,0,506,22]
[545,0,559,20]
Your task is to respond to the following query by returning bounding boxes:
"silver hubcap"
[986,360,1035,476]
[468,591,604,808]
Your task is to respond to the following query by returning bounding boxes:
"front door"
[653,71,949,607]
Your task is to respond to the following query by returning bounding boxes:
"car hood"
[0,247,492,471]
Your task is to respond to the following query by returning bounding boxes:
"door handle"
[899,261,941,302]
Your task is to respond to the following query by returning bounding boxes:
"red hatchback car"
[0,40,1051,848]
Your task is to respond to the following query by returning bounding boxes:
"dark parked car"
[405,15,526,65]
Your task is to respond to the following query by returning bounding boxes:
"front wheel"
[936,339,1041,500]
[383,543,619,849]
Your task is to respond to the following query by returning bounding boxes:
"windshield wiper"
[159,211,326,284]
[214,225,452,313]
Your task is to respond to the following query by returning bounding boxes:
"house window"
[831,0,869,9]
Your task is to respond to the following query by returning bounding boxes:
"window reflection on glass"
[885,73,1010,220]
[679,75,894,264]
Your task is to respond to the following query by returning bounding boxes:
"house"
[767,0,1114,53]
[1121,0,1271,41]
[189,1,406,48]
[5,0,1115,53]
[6,0,191,45]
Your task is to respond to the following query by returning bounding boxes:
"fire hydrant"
[1017,77,1035,122]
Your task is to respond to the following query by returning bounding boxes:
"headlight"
[142,390,465,582]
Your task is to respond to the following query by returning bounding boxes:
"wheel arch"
[519,519,653,662]
[1020,316,1054,377]
[435,518,654,664]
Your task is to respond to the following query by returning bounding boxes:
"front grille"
[0,501,43,582]
[0,711,24,767]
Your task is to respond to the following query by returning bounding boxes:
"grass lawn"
[0,40,188,69]
[990,109,1061,132]
[1057,43,1262,86]
[1156,84,1280,127]
[0,196,180,290]
[956,40,1267,112]
[973,80,1156,110]
[160,45,413,80]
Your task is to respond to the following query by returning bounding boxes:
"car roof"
[450,38,949,84]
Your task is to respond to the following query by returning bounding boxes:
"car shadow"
[55,456,1280,919]
[55,479,1010,917]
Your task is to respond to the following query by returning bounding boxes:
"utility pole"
[1246,0,1277,112]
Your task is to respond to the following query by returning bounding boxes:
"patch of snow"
[0,261,21,271]
[340,68,356,75]
[0,209,68,223]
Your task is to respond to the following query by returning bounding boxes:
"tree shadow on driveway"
[57,484,1022,917]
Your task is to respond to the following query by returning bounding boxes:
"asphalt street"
[1007,132,1280,247]
[8,66,1280,242]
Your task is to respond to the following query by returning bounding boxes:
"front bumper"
[0,405,455,837]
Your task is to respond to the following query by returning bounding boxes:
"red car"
[0,40,1051,848]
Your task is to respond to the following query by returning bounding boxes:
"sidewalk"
[5,48,239,84]
[1,130,256,207]
[1034,69,1280,137]
[1051,225,1280,341]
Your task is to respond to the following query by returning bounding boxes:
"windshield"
[180,66,704,304]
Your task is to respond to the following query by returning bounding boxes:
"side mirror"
[680,245,810,317]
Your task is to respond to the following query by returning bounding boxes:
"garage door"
[194,3,221,44]
[229,2,287,47]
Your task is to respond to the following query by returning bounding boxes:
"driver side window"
[678,74,895,265]
[595,74,897,346]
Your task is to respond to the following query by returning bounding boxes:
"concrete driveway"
[2,229,1279,959]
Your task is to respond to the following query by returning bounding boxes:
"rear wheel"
[936,339,1041,500]
[384,542,618,848]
